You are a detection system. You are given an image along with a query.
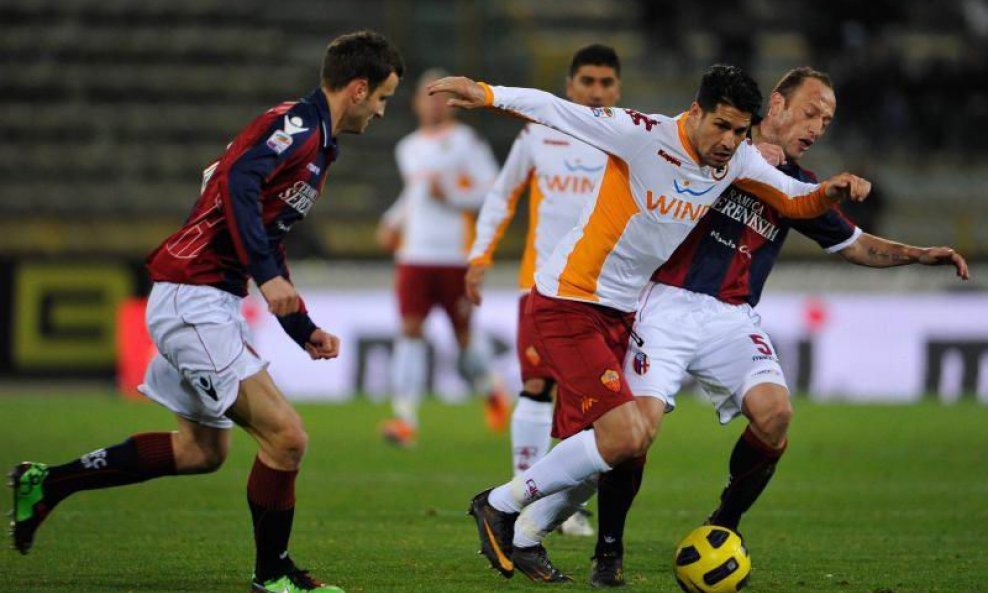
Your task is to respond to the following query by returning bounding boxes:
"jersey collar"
[305,88,338,157]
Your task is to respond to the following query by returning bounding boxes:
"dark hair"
[695,64,762,117]
[773,66,833,102]
[321,30,405,92]
[569,44,621,77]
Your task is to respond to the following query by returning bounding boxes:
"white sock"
[514,474,598,548]
[459,331,495,394]
[511,397,553,476]
[391,336,427,427]
[488,429,611,513]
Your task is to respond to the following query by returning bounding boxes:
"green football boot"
[250,567,344,592]
[8,462,52,555]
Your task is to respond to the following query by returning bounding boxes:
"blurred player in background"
[9,31,404,593]
[430,66,871,582]
[467,44,624,540]
[376,69,508,447]
[514,67,970,587]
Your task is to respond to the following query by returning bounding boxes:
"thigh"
[690,313,788,424]
[143,283,266,428]
[225,368,303,441]
[623,289,700,412]
[436,265,472,336]
[529,294,633,439]
[517,292,551,381]
[396,264,435,322]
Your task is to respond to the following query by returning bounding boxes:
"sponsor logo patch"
[591,106,614,119]
[306,162,321,175]
[266,130,293,154]
[657,149,682,167]
[600,369,621,392]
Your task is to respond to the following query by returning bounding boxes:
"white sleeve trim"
[824,226,863,254]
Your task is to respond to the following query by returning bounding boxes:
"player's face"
[689,103,753,169]
[348,72,400,134]
[565,65,620,108]
[766,78,836,160]
[413,80,454,127]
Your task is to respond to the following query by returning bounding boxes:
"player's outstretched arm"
[838,233,970,279]
[428,76,650,161]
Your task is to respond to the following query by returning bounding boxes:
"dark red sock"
[595,455,646,558]
[41,433,175,507]
[247,456,298,582]
[709,426,787,531]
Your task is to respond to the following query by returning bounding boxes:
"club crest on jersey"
[600,369,621,392]
[591,106,614,119]
[711,162,730,180]
[266,130,293,155]
[525,345,541,367]
[633,351,650,375]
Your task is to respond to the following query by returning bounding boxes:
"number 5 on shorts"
[749,334,773,356]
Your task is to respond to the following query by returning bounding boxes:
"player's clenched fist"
[427,76,488,110]
[821,172,871,203]
[305,329,341,360]
[259,276,300,316]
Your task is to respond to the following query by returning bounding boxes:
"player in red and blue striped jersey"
[10,31,403,593]
[511,67,969,587]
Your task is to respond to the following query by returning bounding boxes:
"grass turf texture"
[1,393,986,593]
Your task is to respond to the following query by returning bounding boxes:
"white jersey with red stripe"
[384,122,499,266]
[468,124,606,290]
[479,84,837,312]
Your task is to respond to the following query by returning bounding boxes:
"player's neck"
[419,119,456,135]
[324,87,346,138]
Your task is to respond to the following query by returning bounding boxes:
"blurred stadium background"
[1,0,987,400]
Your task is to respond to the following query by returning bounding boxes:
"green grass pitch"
[1,393,986,592]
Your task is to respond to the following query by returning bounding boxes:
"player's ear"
[687,101,702,120]
[767,92,785,118]
[348,78,369,103]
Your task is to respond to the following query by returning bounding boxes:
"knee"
[175,438,228,475]
[751,398,792,446]
[269,420,309,469]
[609,418,653,462]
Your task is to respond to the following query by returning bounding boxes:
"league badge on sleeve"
[266,130,293,154]
[591,106,614,119]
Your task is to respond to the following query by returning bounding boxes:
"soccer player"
[467,44,623,544]
[8,31,404,593]
[428,65,871,580]
[376,68,507,447]
[509,67,970,587]
[589,66,970,586]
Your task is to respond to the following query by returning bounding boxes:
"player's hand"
[429,176,448,202]
[376,222,401,252]
[821,172,871,203]
[259,276,300,316]
[427,76,488,110]
[305,329,341,360]
[754,142,786,166]
[918,247,970,280]
[465,263,487,306]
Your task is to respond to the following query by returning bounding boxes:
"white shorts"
[624,283,788,424]
[138,282,267,429]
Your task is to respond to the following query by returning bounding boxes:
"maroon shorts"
[396,263,471,333]
[527,289,635,439]
[517,292,551,382]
